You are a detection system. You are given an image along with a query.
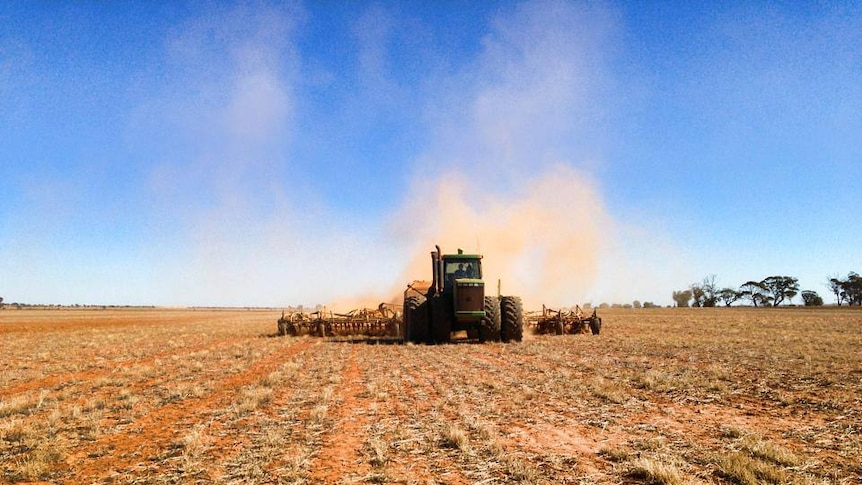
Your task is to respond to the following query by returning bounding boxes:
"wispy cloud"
[385,0,684,308]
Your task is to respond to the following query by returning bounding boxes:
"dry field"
[1,307,861,484]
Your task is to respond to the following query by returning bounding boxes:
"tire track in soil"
[190,342,316,483]
[0,335,258,440]
[0,335,250,398]
[390,348,471,485]
[61,339,313,483]
[308,345,374,484]
[203,339,337,483]
[358,347,446,485]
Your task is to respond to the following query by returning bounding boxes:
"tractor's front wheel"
[430,297,452,344]
[404,295,428,344]
[479,296,501,342]
[500,296,524,342]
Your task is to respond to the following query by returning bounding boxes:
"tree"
[843,272,862,305]
[689,275,719,307]
[740,280,771,307]
[761,276,799,306]
[672,290,692,307]
[801,290,823,306]
[0,296,3,309]
[633,300,642,309]
[701,275,718,307]
[828,276,846,305]
[826,272,862,306]
[717,288,741,307]
[689,284,705,307]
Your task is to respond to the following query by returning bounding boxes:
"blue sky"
[1,1,860,307]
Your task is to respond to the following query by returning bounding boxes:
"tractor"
[402,245,524,344]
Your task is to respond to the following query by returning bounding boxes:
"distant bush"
[801,290,823,306]
[672,290,692,307]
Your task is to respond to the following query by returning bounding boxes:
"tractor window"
[444,260,480,284]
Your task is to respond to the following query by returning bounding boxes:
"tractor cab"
[442,253,482,289]
[440,249,485,322]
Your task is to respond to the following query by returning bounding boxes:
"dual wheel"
[403,294,523,344]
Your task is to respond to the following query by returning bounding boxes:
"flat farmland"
[1,307,860,484]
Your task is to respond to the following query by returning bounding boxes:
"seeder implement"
[277,303,401,337]
[526,305,602,335]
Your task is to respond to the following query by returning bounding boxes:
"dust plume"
[365,1,624,309]
[388,165,610,310]
[136,1,685,309]
[314,0,676,311]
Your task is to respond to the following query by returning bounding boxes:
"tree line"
[672,272,862,307]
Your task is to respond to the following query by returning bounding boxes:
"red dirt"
[2,307,861,484]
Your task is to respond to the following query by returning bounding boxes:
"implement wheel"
[589,316,602,335]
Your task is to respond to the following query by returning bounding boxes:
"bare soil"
[1,307,860,484]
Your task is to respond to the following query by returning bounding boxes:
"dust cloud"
[287,0,677,312]
[386,164,610,310]
[327,162,682,312]
[143,1,687,309]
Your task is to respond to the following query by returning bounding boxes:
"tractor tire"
[404,295,429,344]
[430,297,452,344]
[479,296,501,343]
[500,296,524,342]
[589,316,602,335]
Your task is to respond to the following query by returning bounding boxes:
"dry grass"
[628,456,686,485]
[740,436,802,467]
[440,422,470,451]
[714,451,791,484]
[1,306,860,483]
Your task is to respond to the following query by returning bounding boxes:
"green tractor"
[402,245,524,344]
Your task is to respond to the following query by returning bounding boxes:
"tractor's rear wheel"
[404,295,428,344]
[479,296,501,342]
[500,296,524,342]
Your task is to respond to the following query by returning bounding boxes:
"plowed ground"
[1,307,861,484]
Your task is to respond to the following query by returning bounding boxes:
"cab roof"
[441,248,482,260]
[442,253,482,260]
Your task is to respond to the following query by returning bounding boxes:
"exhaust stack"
[430,249,440,296]
[435,244,443,294]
